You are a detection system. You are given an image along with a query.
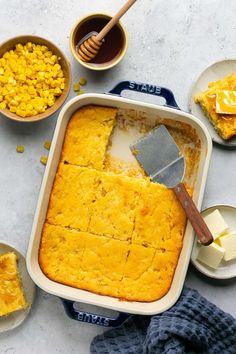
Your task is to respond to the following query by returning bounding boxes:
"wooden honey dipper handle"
[96,0,137,42]
[78,0,136,62]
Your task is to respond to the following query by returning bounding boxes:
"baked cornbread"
[88,172,143,241]
[0,252,27,316]
[39,105,188,302]
[40,222,183,302]
[41,168,186,301]
[46,163,100,231]
[39,224,128,298]
[194,74,236,140]
[61,105,117,169]
[120,246,180,302]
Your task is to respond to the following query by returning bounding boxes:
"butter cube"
[219,233,236,261]
[197,243,225,269]
[216,90,236,114]
[203,209,229,240]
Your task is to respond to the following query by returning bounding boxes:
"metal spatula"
[130,125,213,246]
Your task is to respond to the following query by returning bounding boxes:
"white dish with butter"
[0,241,36,333]
[191,205,236,279]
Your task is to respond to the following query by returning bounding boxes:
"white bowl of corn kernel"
[0,35,71,122]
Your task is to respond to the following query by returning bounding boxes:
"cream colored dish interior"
[105,108,200,189]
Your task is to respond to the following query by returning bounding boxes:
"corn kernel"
[54,87,62,96]
[0,102,6,109]
[16,145,25,153]
[44,140,51,150]
[40,155,48,165]
[73,83,80,92]
[77,90,85,95]
[79,77,87,86]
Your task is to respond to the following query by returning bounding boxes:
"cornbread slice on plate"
[61,105,117,169]
[46,163,100,231]
[0,252,27,316]
[194,74,236,140]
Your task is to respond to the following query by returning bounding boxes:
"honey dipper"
[77,0,136,62]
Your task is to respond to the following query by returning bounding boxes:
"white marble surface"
[0,0,236,353]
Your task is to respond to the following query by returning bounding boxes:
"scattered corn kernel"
[16,145,25,153]
[73,82,80,92]
[79,77,87,86]
[0,42,66,118]
[44,140,51,150]
[40,155,48,165]
[77,90,85,95]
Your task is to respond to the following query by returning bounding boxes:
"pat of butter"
[219,233,236,261]
[216,90,236,114]
[197,243,225,269]
[203,209,229,240]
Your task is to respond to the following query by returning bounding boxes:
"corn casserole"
[39,105,187,302]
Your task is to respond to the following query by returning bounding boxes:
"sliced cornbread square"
[39,223,87,287]
[132,181,175,249]
[120,249,179,302]
[61,105,117,169]
[88,173,142,241]
[0,252,27,316]
[168,196,187,252]
[194,74,236,140]
[78,234,129,298]
[46,163,99,231]
[121,244,156,280]
[118,244,155,300]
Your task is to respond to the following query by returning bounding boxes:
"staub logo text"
[129,81,161,94]
[77,312,110,326]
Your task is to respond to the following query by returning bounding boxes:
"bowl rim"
[70,12,128,71]
[0,35,72,123]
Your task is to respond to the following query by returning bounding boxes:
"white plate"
[189,59,236,148]
[191,205,236,279]
[0,241,36,333]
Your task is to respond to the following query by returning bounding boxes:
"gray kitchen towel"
[90,287,236,354]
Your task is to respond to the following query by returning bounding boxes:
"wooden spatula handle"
[96,0,136,41]
[173,183,213,246]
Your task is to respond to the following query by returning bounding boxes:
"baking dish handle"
[108,80,180,109]
[61,299,131,327]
